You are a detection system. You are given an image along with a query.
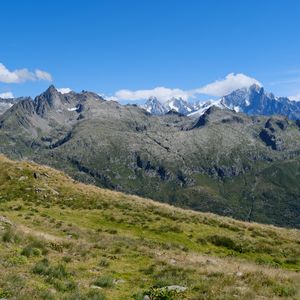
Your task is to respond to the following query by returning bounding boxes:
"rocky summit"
[221,84,300,120]
[0,85,300,228]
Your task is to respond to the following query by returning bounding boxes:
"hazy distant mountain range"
[141,84,300,120]
[0,85,299,228]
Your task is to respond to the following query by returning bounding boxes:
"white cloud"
[35,69,52,81]
[98,93,119,101]
[289,93,300,102]
[115,87,190,103]
[0,92,14,99]
[193,73,262,97]
[0,63,52,83]
[112,73,261,102]
[57,87,72,94]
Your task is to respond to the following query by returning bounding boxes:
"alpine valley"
[0,85,300,229]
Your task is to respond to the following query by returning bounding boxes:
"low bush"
[144,287,186,300]
[51,278,77,292]
[99,258,110,267]
[32,258,50,275]
[2,228,21,243]
[32,259,68,280]
[21,245,42,257]
[208,235,246,253]
[7,255,28,266]
[93,275,114,288]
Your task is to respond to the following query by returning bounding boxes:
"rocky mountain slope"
[0,155,299,299]
[0,86,300,228]
[0,96,28,115]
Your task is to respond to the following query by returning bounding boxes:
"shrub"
[51,278,77,292]
[47,264,68,280]
[144,287,186,300]
[21,245,42,257]
[2,228,20,243]
[93,275,114,288]
[99,258,110,267]
[273,284,297,297]
[208,235,244,252]
[32,258,50,275]
[0,288,11,299]
[8,255,28,266]
[32,259,68,280]
[154,265,189,287]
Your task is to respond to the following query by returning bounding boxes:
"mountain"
[191,84,300,120]
[221,84,300,120]
[0,154,299,299]
[165,97,193,115]
[142,97,194,115]
[142,96,168,115]
[0,86,300,228]
[142,85,300,121]
[188,99,228,117]
[0,96,29,115]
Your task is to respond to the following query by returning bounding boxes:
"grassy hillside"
[0,155,299,299]
[1,89,300,228]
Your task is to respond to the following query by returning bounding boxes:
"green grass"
[0,155,299,299]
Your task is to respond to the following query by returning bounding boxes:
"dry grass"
[0,154,299,299]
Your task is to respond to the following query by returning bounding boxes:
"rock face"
[165,97,193,115]
[221,84,300,120]
[142,97,168,115]
[0,97,29,115]
[142,97,194,115]
[0,85,300,228]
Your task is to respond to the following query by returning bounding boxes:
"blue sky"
[1,0,300,102]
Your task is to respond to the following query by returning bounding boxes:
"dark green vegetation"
[0,155,299,299]
[0,86,299,227]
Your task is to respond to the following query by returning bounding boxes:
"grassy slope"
[0,155,299,300]
[1,103,300,228]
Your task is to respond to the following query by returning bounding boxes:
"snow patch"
[67,107,78,112]
[0,103,13,108]
[57,88,72,94]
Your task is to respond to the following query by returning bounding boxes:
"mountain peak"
[249,83,264,94]
[143,97,167,115]
[45,85,57,93]
[147,96,159,102]
[34,85,63,116]
[221,84,300,119]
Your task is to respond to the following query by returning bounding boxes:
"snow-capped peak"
[140,84,300,120]
[142,97,168,115]
[188,98,228,117]
[165,97,193,114]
